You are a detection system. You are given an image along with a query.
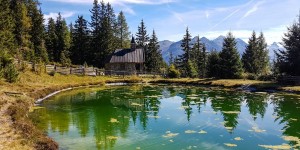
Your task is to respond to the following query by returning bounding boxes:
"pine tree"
[0,0,15,54]
[242,31,258,74]
[257,32,269,75]
[219,32,243,79]
[136,19,149,48]
[207,50,221,78]
[116,11,131,48]
[96,2,117,67]
[45,18,57,62]
[27,0,48,63]
[55,13,71,64]
[242,31,269,76]
[191,36,207,78]
[11,0,33,61]
[146,30,163,72]
[276,13,300,75]
[0,0,15,78]
[178,27,192,77]
[70,16,90,65]
[89,0,101,66]
[103,2,117,57]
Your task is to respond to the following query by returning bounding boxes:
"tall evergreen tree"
[89,0,101,66]
[275,13,300,75]
[191,36,207,78]
[242,31,258,74]
[257,32,269,75]
[0,0,15,54]
[96,2,117,67]
[55,13,71,64]
[146,30,163,72]
[11,0,33,61]
[45,18,57,62]
[219,32,243,79]
[0,0,15,78]
[178,27,192,77]
[135,19,149,48]
[27,0,48,63]
[116,11,131,48]
[70,16,90,65]
[207,50,221,78]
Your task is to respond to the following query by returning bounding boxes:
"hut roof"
[107,48,144,63]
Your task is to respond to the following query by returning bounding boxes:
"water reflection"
[32,86,300,149]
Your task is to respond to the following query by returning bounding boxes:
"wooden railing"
[15,60,164,77]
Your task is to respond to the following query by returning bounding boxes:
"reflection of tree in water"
[140,86,162,129]
[179,87,209,121]
[273,95,300,148]
[245,93,268,120]
[211,91,242,132]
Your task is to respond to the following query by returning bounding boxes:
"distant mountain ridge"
[159,36,283,63]
[159,36,247,63]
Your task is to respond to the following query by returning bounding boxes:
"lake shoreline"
[1,73,299,150]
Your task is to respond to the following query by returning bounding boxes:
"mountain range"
[159,36,285,63]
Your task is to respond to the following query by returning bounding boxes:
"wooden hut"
[105,37,144,75]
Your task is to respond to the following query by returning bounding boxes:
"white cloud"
[209,8,241,30]
[44,11,75,21]
[242,0,265,19]
[205,11,210,19]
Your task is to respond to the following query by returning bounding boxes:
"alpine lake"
[31,85,300,150]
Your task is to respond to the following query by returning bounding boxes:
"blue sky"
[40,0,300,43]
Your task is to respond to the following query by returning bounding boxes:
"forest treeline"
[0,0,299,82]
[168,14,300,79]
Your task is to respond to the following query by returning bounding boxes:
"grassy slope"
[0,72,299,150]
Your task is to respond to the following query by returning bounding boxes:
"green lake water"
[31,85,300,150]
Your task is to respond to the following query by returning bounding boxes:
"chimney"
[131,36,136,50]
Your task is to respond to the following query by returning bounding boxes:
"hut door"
[135,64,140,71]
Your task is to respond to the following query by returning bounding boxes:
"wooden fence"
[15,60,164,77]
[46,65,104,76]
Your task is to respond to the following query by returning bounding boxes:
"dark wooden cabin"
[105,37,144,75]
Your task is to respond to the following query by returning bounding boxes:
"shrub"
[168,64,181,78]
[48,70,56,76]
[4,63,19,83]
[187,60,198,78]
[35,62,46,75]
[258,74,275,81]
[245,73,257,80]
[18,61,29,72]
